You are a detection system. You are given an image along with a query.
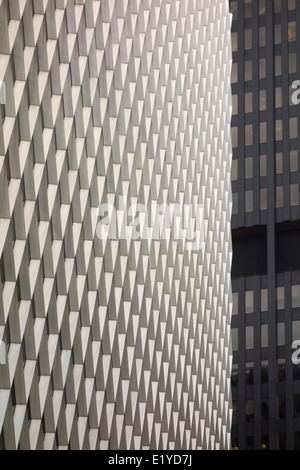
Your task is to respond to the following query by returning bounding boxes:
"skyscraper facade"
[0,0,233,450]
[230,0,300,450]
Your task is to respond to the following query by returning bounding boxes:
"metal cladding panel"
[0,0,232,450]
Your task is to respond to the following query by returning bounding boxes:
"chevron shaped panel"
[0,0,232,450]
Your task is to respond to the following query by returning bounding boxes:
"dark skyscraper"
[230,0,300,450]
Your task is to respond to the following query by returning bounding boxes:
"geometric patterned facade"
[0,0,232,450]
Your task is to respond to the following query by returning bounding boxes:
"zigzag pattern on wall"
[0,0,232,450]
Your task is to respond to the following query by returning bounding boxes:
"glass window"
[288,0,296,9]
[278,396,286,419]
[276,119,283,141]
[246,400,254,422]
[231,62,238,83]
[260,122,267,143]
[232,291,238,315]
[231,159,238,181]
[232,328,238,351]
[259,90,266,110]
[245,124,253,146]
[276,152,283,174]
[232,192,238,214]
[277,323,285,346]
[245,0,252,18]
[261,288,268,311]
[260,154,267,176]
[259,27,266,47]
[276,186,283,208]
[292,318,300,339]
[262,398,269,421]
[232,93,238,115]
[289,53,297,74]
[275,55,282,76]
[232,31,238,52]
[261,324,268,348]
[290,116,298,139]
[231,364,238,386]
[232,401,238,425]
[275,87,282,108]
[245,290,254,313]
[291,184,299,206]
[276,286,285,310]
[278,359,285,382]
[261,360,268,383]
[290,150,298,172]
[245,60,252,81]
[288,21,296,42]
[230,1,238,21]
[274,24,281,44]
[259,58,266,79]
[274,0,281,13]
[246,362,254,385]
[259,0,266,15]
[245,29,252,50]
[245,190,253,212]
[260,188,267,210]
[245,92,252,113]
[294,395,300,417]
[245,157,253,179]
[231,126,238,147]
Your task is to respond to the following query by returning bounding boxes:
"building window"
[290,116,298,139]
[275,55,282,76]
[259,27,266,47]
[261,324,268,348]
[231,159,238,181]
[291,184,299,206]
[230,1,238,21]
[277,322,285,346]
[246,400,254,422]
[292,320,300,342]
[232,93,238,115]
[259,90,266,110]
[278,396,286,419]
[232,291,238,315]
[245,290,254,313]
[232,328,239,351]
[232,31,238,52]
[245,29,252,50]
[290,150,298,172]
[289,53,296,74]
[245,156,253,179]
[231,126,238,147]
[274,24,281,44]
[275,87,282,108]
[260,122,267,143]
[260,188,267,210]
[276,152,283,174]
[244,0,252,18]
[288,0,296,9]
[245,190,253,212]
[231,62,238,83]
[245,60,252,81]
[276,186,283,208]
[274,0,281,13]
[245,92,252,113]
[259,58,266,79]
[232,192,238,214]
[276,286,285,310]
[259,0,266,15]
[294,395,300,418]
[246,362,254,385]
[278,359,285,382]
[245,124,253,146]
[276,119,283,141]
[262,398,269,421]
[261,288,268,311]
[292,286,300,309]
[288,21,296,42]
[260,154,267,176]
[261,361,268,383]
